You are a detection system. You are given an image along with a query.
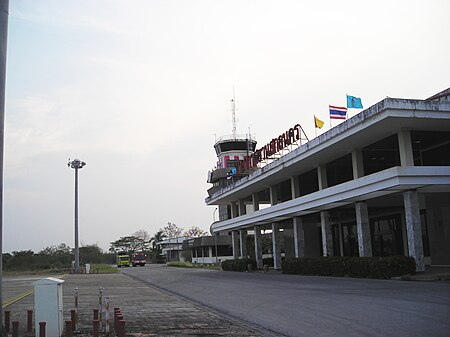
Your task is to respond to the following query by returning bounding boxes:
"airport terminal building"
[206,89,450,272]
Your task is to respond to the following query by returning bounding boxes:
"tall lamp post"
[0,0,9,333]
[68,158,86,273]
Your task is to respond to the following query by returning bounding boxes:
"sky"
[3,0,450,253]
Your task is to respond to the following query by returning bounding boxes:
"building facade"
[206,91,450,272]
[183,235,233,264]
[156,237,190,262]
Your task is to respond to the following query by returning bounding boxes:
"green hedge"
[282,256,416,279]
[222,259,257,272]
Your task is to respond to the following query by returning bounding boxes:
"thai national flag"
[329,105,347,120]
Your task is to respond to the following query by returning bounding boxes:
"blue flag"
[347,95,363,109]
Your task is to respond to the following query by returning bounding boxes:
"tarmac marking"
[3,288,34,308]
[2,274,69,309]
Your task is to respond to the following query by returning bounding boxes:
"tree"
[109,236,142,254]
[79,244,104,264]
[37,243,72,269]
[150,230,166,248]
[162,222,184,239]
[133,229,152,251]
[10,250,35,270]
[150,230,167,257]
[39,243,71,256]
[184,226,209,238]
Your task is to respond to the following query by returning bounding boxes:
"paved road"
[3,273,264,336]
[122,264,450,337]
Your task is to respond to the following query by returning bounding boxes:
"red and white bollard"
[98,287,104,326]
[70,310,76,332]
[93,320,100,337]
[105,296,110,334]
[116,313,123,335]
[27,310,33,333]
[39,322,46,337]
[12,321,19,337]
[113,309,120,334]
[4,310,10,333]
[65,320,73,337]
[118,320,126,337]
[74,287,79,331]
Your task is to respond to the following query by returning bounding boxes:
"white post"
[74,287,79,331]
[105,296,110,333]
[98,287,104,327]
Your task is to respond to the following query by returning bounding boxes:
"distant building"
[206,89,450,272]
[183,236,233,264]
[156,237,191,262]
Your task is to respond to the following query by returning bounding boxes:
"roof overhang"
[210,166,450,233]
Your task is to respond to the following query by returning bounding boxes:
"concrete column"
[230,202,237,218]
[318,165,328,190]
[272,223,282,270]
[208,246,213,262]
[238,199,246,216]
[403,190,425,271]
[338,223,344,256]
[355,202,372,257]
[398,130,414,166]
[254,225,263,269]
[293,216,305,258]
[320,211,333,256]
[202,245,205,264]
[270,185,278,205]
[290,176,300,199]
[252,192,260,212]
[352,149,364,179]
[239,230,247,259]
[231,230,240,259]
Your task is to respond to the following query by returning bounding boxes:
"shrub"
[262,257,274,267]
[282,256,416,279]
[167,261,194,268]
[222,259,257,272]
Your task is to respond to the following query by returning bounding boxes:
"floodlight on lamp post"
[68,158,86,273]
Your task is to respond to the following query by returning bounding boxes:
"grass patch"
[166,261,222,270]
[3,269,68,277]
[3,264,118,276]
[90,264,118,274]
[167,261,194,268]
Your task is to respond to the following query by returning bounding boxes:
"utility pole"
[0,1,10,334]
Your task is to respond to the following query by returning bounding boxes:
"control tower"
[207,97,257,223]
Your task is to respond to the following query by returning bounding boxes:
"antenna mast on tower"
[231,86,237,139]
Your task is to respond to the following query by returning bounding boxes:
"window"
[217,245,233,256]
[331,222,359,257]
[363,135,400,175]
[342,222,359,257]
[370,214,404,257]
[326,154,353,187]
[411,131,450,166]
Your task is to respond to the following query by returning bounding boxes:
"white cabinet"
[33,277,65,337]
